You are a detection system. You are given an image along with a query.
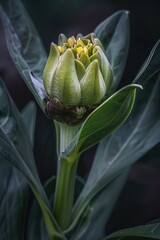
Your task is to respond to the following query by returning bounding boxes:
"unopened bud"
[43,33,113,125]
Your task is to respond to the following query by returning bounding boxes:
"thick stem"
[53,122,80,230]
[54,156,78,230]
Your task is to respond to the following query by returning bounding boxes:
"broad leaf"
[95,11,130,93]
[0,80,37,176]
[0,160,28,240]
[70,206,93,240]
[0,80,65,239]
[21,101,36,146]
[0,131,64,239]
[72,73,160,229]
[0,0,47,110]
[73,84,142,155]
[103,222,160,240]
[71,168,130,240]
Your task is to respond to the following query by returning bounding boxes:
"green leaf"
[77,84,142,155]
[103,223,160,240]
[64,84,141,158]
[0,80,65,240]
[0,160,28,240]
[72,73,160,230]
[0,0,47,110]
[94,11,130,93]
[21,101,36,146]
[70,205,93,240]
[27,177,56,240]
[71,168,130,240]
[0,80,37,176]
[27,176,84,240]
[134,40,160,84]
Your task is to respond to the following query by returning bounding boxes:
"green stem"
[54,156,78,230]
[53,122,80,230]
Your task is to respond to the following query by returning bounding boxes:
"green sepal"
[43,43,60,96]
[79,52,90,68]
[80,60,106,105]
[93,38,105,52]
[75,59,86,81]
[90,46,113,92]
[51,49,81,106]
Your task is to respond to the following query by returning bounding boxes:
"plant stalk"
[53,122,80,230]
[54,156,78,230]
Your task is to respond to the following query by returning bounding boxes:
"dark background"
[1,0,160,235]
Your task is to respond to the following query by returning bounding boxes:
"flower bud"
[43,33,113,125]
[80,60,106,105]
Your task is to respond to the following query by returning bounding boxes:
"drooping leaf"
[103,222,160,240]
[0,0,47,110]
[72,72,160,229]
[21,101,36,146]
[0,80,65,240]
[0,160,28,240]
[94,11,130,93]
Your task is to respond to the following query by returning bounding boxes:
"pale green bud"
[80,60,106,105]
[90,46,113,92]
[43,43,60,96]
[49,49,81,106]
[43,33,113,125]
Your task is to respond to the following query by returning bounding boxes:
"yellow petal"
[67,36,76,47]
